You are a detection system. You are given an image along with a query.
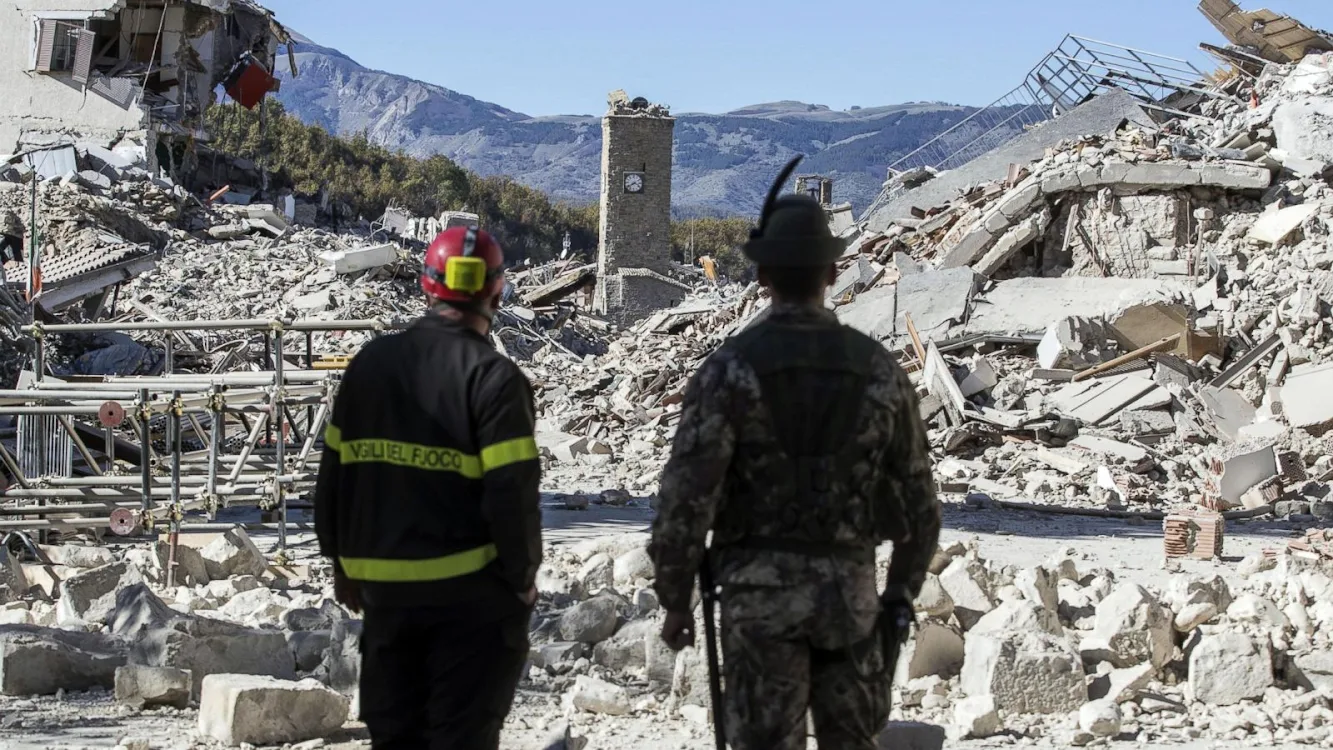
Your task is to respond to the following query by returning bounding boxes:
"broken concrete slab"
[1248,203,1320,245]
[963,277,1185,338]
[0,625,127,695]
[319,243,398,275]
[130,617,297,699]
[838,286,897,341]
[1216,445,1279,507]
[1199,386,1257,442]
[569,675,632,716]
[896,621,966,682]
[895,268,979,342]
[1037,317,1117,371]
[198,674,349,746]
[57,561,145,626]
[974,210,1048,277]
[1280,361,1333,434]
[1049,373,1163,426]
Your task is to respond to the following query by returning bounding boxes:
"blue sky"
[268,0,1331,116]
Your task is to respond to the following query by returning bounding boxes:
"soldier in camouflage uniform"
[648,156,942,750]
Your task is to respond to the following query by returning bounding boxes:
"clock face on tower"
[623,172,644,194]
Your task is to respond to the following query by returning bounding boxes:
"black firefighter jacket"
[314,313,542,613]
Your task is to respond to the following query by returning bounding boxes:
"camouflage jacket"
[648,302,941,622]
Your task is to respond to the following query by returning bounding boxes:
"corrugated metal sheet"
[24,146,77,180]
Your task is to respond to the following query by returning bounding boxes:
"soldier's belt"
[723,536,875,563]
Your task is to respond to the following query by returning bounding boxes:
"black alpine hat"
[742,155,845,267]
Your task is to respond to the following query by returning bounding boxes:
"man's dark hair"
[759,264,826,301]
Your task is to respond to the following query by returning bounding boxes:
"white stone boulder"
[200,527,269,580]
[938,558,994,630]
[915,574,954,619]
[569,675,631,715]
[961,629,1087,714]
[612,547,654,585]
[1079,699,1122,737]
[218,588,288,625]
[953,695,1001,738]
[1014,566,1058,613]
[559,593,620,643]
[115,665,191,709]
[57,561,144,626]
[1088,584,1173,668]
[1173,602,1218,633]
[969,600,1063,638]
[1188,632,1272,706]
[199,674,349,745]
[592,618,657,671]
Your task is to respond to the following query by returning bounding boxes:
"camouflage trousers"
[719,583,892,750]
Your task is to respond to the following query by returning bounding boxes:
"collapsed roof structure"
[0,0,293,178]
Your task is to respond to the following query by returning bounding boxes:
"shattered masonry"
[5,1,1333,748]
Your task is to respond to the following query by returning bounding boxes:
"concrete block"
[200,527,269,580]
[1188,632,1272,706]
[198,674,349,746]
[319,243,397,275]
[1290,651,1333,692]
[115,665,191,709]
[0,626,127,695]
[1088,584,1174,668]
[974,211,1045,277]
[131,625,297,699]
[1281,362,1333,434]
[960,629,1087,713]
[559,593,619,643]
[938,228,996,269]
[57,561,144,626]
[982,207,1012,235]
[39,545,116,569]
[995,178,1042,219]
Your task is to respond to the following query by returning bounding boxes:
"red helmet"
[421,226,506,303]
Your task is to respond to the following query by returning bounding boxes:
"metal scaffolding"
[888,35,1227,175]
[0,318,409,562]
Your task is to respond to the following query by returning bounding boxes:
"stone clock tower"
[594,90,688,324]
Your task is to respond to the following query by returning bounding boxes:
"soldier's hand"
[333,569,362,615]
[518,586,538,607]
[661,610,695,651]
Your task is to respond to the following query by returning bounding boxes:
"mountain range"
[274,36,986,217]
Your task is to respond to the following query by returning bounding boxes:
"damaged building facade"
[0,0,290,177]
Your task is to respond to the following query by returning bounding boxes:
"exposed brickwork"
[594,93,678,323]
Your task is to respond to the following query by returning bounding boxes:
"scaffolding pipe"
[274,328,287,552]
[24,319,399,334]
[138,389,151,512]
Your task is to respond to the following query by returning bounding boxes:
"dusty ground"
[0,498,1316,750]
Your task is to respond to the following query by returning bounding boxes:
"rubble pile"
[11,526,1332,746]
[798,54,1333,521]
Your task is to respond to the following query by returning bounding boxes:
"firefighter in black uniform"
[314,226,542,750]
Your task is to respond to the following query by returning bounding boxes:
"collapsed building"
[2,1,1333,747]
[0,0,292,177]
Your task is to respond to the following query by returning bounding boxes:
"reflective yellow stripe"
[337,438,483,478]
[481,436,539,472]
[339,544,498,582]
[324,423,342,452]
